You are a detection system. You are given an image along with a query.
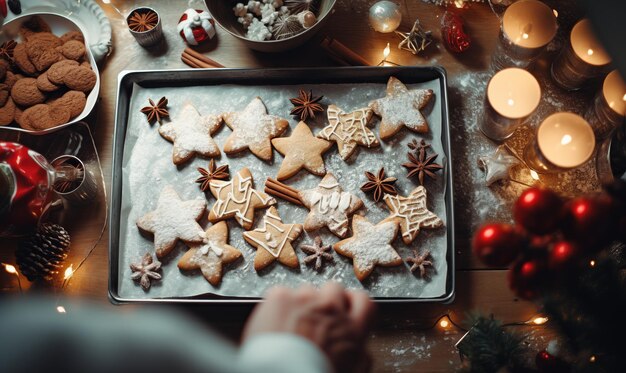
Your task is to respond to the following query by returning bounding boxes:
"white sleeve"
[238,333,333,373]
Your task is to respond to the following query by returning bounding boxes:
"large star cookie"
[136,186,206,259]
[158,103,222,165]
[271,121,333,180]
[222,97,289,162]
[382,186,443,245]
[298,173,363,238]
[368,76,433,140]
[243,206,303,271]
[208,167,276,230]
[317,104,379,161]
[333,215,402,281]
[177,221,242,286]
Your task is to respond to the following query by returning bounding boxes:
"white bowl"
[0,13,100,134]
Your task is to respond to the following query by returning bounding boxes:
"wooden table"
[1,1,561,371]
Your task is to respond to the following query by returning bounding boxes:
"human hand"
[243,283,376,373]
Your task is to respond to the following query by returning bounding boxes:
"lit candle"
[480,68,541,141]
[491,0,557,70]
[585,70,626,139]
[551,19,612,90]
[524,112,596,173]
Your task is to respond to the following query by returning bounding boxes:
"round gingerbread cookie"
[26,39,62,72]
[0,97,16,126]
[0,83,9,107]
[12,43,37,76]
[21,103,70,130]
[50,90,86,117]
[28,32,62,48]
[11,78,46,106]
[0,59,8,81]
[64,66,96,92]
[61,40,85,61]
[60,31,85,44]
[3,71,19,91]
[47,60,79,85]
[36,72,61,93]
[14,105,25,128]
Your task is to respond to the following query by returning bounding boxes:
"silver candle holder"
[51,155,99,205]
[585,70,626,139]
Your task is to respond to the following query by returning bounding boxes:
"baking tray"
[109,67,455,304]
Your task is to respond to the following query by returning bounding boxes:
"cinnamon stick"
[320,36,370,66]
[181,54,201,68]
[265,178,303,205]
[184,47,224,68]
[182,51,213,68]
[267,178,300,195]
[265,187,303,206]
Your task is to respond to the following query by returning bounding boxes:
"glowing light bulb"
[589,355,596,363]
[587,49,594,56]
[383,43,390,59]
[64,264,74,280]
[590,260,596,267]
[3,263,17,274]
[560,134,572,145]
[531,316,548,325]
[530,170,539,180]
[57,306,66,313]
[553,9,558,17]
[439,319,449,328]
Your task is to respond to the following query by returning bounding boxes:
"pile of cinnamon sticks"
[181,48,224,68]
[265,178,303,206]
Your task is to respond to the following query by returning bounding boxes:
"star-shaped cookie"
[177,222,242,286]
[477,145,520,186]
[222,97,289,162]
[243,206,303,271]
[368,76,433,140]
[382,186,443,245]
[271,121,333,180]
[317,104,379,161]
[208,167,276,230]
[298,173,364,238]
[333,215,402,281]
[136,186,206,259]
[158,103,222,165]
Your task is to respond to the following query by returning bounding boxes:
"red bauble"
[440,11,470,53]
[548,241,581,271]
[508,256,548,300]
[535,350,570,373]
[514,187,563,235]
[562,195,618,251]
[473,223,526,267]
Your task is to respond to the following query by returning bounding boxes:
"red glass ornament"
[548,241,581,271]
[514,187,563,235]
[440,11,470,54]
[535,350,571,373]
[508,256,548,300]
[473,223,526,267]
[562,195,618,251]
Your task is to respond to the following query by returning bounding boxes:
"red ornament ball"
[508,256,548,300]
[562,194,617,251]
[548,241,581,271]
[473,223,526,267]
[440,11,470,53]
[514,187,563,235]
[535,350,570,373]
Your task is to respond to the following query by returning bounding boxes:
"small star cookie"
[333,215,402,281]
[368,76,433,140]
[477,145,519,186]
[298,173,364,238]
[317,104,379,161]
[382,186,443,245]
[222,97,289,162]
[158,103,222,165]
[208,167,276,230]
[136,186,206,259]
[177,222,242,286]
[243,206,303,271]
[271,121,333,180]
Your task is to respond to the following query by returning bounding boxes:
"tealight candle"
[491,0,557,71]
[551,19,612,90]
[585,70,626,139]
[524,112,596,173]
[480,68,541,141]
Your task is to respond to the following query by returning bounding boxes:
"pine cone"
[15,223,71,282]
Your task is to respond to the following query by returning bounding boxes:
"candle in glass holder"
[551,19,612,90]
[480,68,541,141]
[585,70,626,139]
[491,0,557,71]
[524,112,596,173]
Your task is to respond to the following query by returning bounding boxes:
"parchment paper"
[117,79,448,299]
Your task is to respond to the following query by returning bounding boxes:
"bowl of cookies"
[0,13,100,133]
[206,0,336,52]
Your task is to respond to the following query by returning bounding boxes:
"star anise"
[407,138,431,154]
[196,159,230,192]
[140,97,169,124]
[361,167,398,202]
[128,10,159,33]
[403,143,443,185]
[405,249,433,278]
[130,252,162,291]
[289,89,324,121]
[0,40,17,62]
[300,236,333,271]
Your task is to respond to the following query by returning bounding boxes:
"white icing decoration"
[318,105,378,160]
[384,186,442,240]
[211,171,272,226]
[245,211,294,258]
